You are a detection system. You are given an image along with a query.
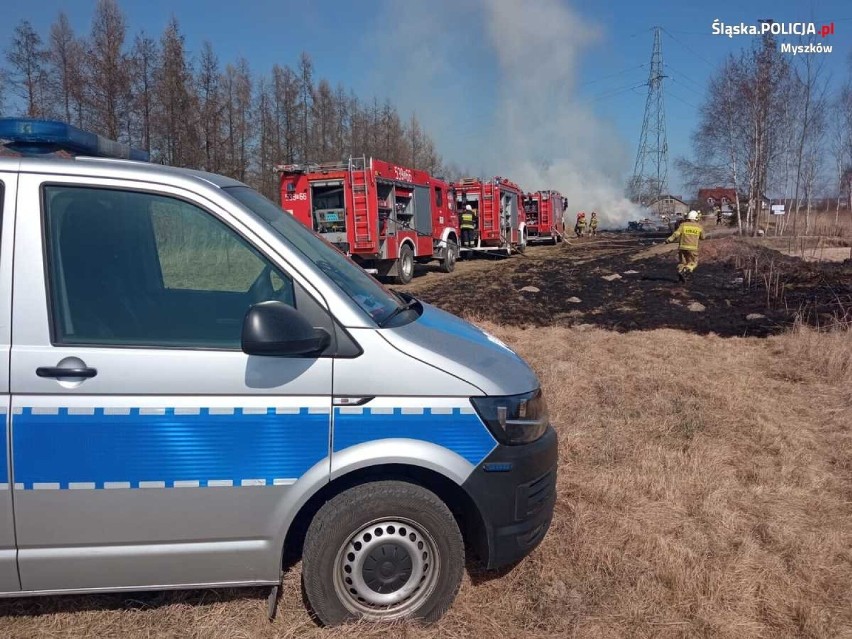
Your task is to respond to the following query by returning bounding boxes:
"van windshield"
[223,186,404,326]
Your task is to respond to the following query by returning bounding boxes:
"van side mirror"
[241,301,330,357]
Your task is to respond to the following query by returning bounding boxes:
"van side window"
[43,185,294,349]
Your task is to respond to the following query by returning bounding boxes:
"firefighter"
[575,211,586,238]
[666,210,705,282]
[589,211,599,237]
[716,208,723,226]
[461,204,477,248]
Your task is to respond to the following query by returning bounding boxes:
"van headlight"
[470,390,549,445]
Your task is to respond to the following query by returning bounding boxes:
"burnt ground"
[392,232,852,337]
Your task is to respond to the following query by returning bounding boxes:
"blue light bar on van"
[0,118,150,162]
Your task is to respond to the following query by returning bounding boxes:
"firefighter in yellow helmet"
[666,210,705,282]
[460,204,477,248]
[589,211,599,237]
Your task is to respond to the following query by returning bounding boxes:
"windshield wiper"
[379,296,419,328]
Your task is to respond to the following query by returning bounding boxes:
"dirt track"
[392,232,852,337]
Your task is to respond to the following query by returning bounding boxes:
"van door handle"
[36,366,98,379]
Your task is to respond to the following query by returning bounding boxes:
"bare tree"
[739,35,791,235]
[254,76,276,198]
[0,2,445,197]
[197,41,223,172]
[297,52,314,162]
[790,46,829,235]
[129,32,157,151]
[678,38,792,236]
[152,18,197,167]
[677,57,746,233]
[407,113,441,174]
[47,13,81,123]
[88,0,130,139]
[220,59,252,180]
[233,58,252,182]
[834,77,852,225]
[6,20,49,117]
[332,83,351,158]
[312,78,334,160]
[270,63,299,166]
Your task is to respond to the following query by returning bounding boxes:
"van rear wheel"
[302,481,464,625]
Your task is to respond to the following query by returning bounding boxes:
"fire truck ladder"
[349,156,372,250]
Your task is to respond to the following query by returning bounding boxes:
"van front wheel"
[302,481,464,625]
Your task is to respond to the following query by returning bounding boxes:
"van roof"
[0,154,246,190]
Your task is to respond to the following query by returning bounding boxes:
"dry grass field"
[0,234,850,638]
[0,323,849,639]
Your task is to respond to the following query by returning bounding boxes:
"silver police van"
[0,119,557,624]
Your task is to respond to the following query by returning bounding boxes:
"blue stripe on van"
[333,407,496,466]
[13,407,329,490]
[0,414,7,485]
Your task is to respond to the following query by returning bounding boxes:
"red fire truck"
[277,157,460,283]
[453,177,527,254]
[523,190,566,244]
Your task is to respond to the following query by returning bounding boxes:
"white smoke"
[370,0,645,229]
[479,0,644,229]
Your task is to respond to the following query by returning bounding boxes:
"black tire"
[302,481,464,626]
[395,245,415,284]
[439,239,458,273]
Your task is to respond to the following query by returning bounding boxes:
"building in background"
[648,194,689,218]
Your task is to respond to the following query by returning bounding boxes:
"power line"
[661,27,716,69]
[589,81,648,103]
[666,90,700,110]
[663,63,705,92]
[668,76,704,98]
[663,29,713,36]
[578,63,647,89]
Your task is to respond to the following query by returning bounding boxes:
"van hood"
[379,303,539,396]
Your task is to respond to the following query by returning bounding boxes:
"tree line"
[677,34,852,235]
[0,0,443,201]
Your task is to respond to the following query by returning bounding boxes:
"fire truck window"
[434,187,443,207]
[311,183,346,234]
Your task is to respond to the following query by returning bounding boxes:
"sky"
[1,0,850,221]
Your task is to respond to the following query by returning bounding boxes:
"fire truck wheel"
[396,245,415,284]
[439,240,458,273]
[516,231,526,254]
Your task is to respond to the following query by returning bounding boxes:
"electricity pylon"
[629,27,669,208]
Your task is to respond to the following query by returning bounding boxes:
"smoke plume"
[479,0,643,229]
[373,0,644,229]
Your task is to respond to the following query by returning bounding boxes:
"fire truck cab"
[453,177,526,254]
[523,190,565,245]
[278,158,459,284]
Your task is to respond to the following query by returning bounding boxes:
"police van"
[0,119,557,624]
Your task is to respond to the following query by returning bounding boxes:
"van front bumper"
[462,426,558,569]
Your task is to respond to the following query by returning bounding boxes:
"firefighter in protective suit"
[460,204,477,248]
[666,210,705,282]
[575,211,586,237]
[589,211,599,237]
